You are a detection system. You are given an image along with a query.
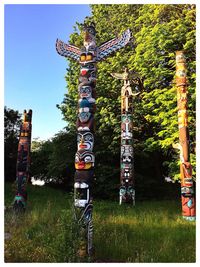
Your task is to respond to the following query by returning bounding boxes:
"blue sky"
[4,4,91,140]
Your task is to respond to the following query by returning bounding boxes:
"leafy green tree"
[131,4,196,180]
[30,130,76,188]
[57,4,196,199]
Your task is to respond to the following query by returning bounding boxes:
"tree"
[57,4,195,199]
[4,106,22,182]
[30,130,76,189]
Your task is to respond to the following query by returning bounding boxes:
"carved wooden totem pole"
[13,109,32,212]
[111,69,139,205]
[56,22,131,257]
[174,51,195,221]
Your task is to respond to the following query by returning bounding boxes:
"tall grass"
[93,200,196,262]
[4,182,195,262]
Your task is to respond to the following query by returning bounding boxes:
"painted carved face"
[121,167,132,179]
[181,186,194,197]
[77,132,94,151]
[122,114,132,123]
[176,54,185,62]
[80,64,96,76]
[79,85,93,99]
[83,25,96,51]
[177,69,186,77]
[75,150,95,170]
[121,145,133,163]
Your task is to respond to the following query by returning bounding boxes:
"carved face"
[121,145,133,163]
[122,114,131,123]
[181,186,194,197]
[176,53,185,62]
[21,122,30,134]
[177,69,186,77]
[77,132,94,151]
[80,63,96,77]
[75,151,95,170]
[79,85,93,99]
[121,168,132,179]
[83,25,96,50]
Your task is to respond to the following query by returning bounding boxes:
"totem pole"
[111,69,139,205]
[13,109,32,212]
[173,51,195,221]
[56,22,131,257]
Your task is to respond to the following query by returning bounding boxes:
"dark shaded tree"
[4,106,22,182]
[30,130,76,189]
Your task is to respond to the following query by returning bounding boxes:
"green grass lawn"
[4,182,196,263]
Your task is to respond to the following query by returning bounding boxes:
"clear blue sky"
[4,4,91,140]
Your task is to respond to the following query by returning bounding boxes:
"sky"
[4,4,91,140]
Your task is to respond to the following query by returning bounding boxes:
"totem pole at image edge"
[174,51,195,221]
[13,109,32,212]
[111,69,140,205]
[56,22,131,257]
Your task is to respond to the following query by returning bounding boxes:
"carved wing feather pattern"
[97,29,131,61]
[111,73,127,80]
[56,39,81,61]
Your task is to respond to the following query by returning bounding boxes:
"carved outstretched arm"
[56,39,81,61]
[96,29,131,61]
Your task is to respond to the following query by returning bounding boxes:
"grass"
[4,182,196,263]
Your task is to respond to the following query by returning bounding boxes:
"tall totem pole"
[56,22,131,257]
[13,109,32,212]
[111,69,139,205]
[174,51,195,221]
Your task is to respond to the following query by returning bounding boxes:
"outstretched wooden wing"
[96,29,131,61]
[56,39,81,61]
[111,73,127,80]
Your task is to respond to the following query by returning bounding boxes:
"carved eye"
[85,87,92,94]
[86,54,93,61]
[80,54,86,62]
[85,156,92,162]
[85,134,92,141]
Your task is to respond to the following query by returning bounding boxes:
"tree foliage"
[4,106,22,182]
[57,4,196,194]
[30,130,76,188]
